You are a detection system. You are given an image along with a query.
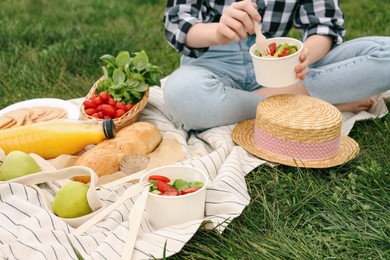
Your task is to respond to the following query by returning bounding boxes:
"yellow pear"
[52,181,93,218]
[0,151,41,181]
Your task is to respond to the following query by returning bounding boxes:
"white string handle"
[2,149,152,253]
[73,182,150,236]
[3,165,102,210]
[1,158,106,228]
[29,153,66,193]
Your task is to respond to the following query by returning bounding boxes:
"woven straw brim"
[232,119,360,168]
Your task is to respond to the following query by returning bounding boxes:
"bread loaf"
[73,121,162,183]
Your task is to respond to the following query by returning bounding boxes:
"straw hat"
[232,94,359,168]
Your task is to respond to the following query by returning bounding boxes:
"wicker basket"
[80,76,149,131]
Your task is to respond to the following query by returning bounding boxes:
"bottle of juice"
[0,119,116,159]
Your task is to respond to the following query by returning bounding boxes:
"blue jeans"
[163,36,390,131]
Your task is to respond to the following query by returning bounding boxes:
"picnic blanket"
[0,83,389,259]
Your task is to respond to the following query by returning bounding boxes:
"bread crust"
[73,121,162,183]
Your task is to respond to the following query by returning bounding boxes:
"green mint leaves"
[96,50,162,105]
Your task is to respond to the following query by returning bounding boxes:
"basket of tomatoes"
[80,50,162,130]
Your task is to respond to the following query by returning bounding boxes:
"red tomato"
[278,53,288,57]
[96,104,103,112]
[125,103,135,111]
[93,96,103,106]
[85,108,96,116]
[107,97,116,107]
[116,102,127,111]
[181,187,201,195]
[90,94,99,101]
[97,111,104,118]
[83,99,96,109]
[148,175,171,183]
[156,180,179,195]
[114,109,126,118]
[99,92,110,103]
[91,112,103,119]
[269,42,277,56]
[102,104,115,116]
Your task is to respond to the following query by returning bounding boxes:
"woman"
[162,0,390,131]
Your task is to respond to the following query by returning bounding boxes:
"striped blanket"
[0,86,388,259]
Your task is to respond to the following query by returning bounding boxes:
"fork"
[245,0,270,56]
[72,182,150,236]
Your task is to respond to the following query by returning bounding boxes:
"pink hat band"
[254,125,340,160]
[232,95,360,168]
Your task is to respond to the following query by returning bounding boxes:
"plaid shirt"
[164,0,346,58]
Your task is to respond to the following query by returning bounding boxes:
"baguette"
[73,121,162,183]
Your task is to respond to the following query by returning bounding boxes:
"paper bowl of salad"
[250,37,303,88]
[140,165,209,230]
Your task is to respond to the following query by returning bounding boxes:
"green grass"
[0,0,179,107]
[1,0,389,259]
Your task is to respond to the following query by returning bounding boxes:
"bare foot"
[334,97,377,113]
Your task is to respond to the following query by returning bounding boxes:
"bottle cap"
[102,119,116,139]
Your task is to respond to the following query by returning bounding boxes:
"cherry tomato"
[99,92,110,103]
[93,96,103,106]
[116,102,127,111]
[125,103,135,111]
[148,175,171,183]
[91,112,103,119]
[90,94,99,101]
[114,109,126,118]
[156,180,179,195]
[85,108,96,116]
[107,97,116,107]
[181,187,201,195]
[269,42,277,56]
[83,99,96,109]
[96,104,103,112]
[102,104,115,116]
[97,111,104,118]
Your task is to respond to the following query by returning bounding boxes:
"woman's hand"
[216,1,260,45]
[295,35,333,80]
[295,47,310,80]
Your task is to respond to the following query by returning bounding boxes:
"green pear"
[0,151,42,181]
[52,181,93,218]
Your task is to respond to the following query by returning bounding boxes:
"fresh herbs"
[96,50,162,105]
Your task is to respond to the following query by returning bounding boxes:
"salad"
[255,42,298,58]
[147,175,204,196]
